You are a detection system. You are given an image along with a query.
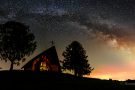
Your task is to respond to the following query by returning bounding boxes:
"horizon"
[0,0,135,81]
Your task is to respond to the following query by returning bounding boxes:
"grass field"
[0,70,134,90]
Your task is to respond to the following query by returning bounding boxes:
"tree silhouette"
[62,41,94,77]
[0,21,37,70]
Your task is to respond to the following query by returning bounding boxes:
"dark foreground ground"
[0,70,134,90]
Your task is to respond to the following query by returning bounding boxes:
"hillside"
[0,70,133,89]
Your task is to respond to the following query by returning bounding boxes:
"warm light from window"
[40,62,48,71]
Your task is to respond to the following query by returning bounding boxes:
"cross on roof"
[50,40,55,46]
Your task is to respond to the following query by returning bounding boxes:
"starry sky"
[1,0,135,80]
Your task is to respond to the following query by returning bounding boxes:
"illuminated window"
[40,62,48,71]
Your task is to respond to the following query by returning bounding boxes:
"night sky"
[0,0,135,80]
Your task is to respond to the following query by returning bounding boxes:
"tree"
[0,21,37,70]
[62,41,94,77]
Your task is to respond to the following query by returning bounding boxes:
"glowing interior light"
[40,62,48,71]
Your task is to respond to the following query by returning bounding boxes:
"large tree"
[62,41,94,77]
[0,21,37,70]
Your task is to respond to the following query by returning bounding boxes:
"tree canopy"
[0,21,37,70]
[62,41,94,77]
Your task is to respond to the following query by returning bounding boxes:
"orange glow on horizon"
[84,61,135,81]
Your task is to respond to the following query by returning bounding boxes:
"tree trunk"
[10,61,14,70]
